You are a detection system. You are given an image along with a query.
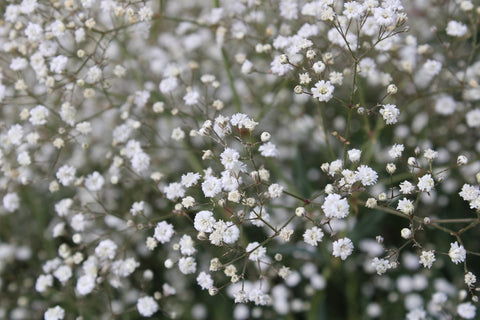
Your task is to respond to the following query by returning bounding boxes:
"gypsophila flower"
[380,104,400,124]
[194,210,216,233]
[3,192,20,212]
[399,181,415,194]
[457,302,476,319]
[446,21,468,37]
[53,265,72,283]
[29,105,49,125]
[348,149,361,162]
[130,201,145,216]
[159,77,178,93]
[44,305,65,320]
[154,221,175,244]
[202,176,222,198]
[303,226,324,246]
[259,142,279,157]
[35,274,53,293]
[137,296,159,317]
[397,198,414,214]
[464,272,476,287]
[56,165,76,186]
[178,256,197,274]
[356,165,378,186]
[417,174,434,192]
[332,237,354,260]
[95,239,117,260]
[466,108,480,128]
[372,257,391,275]
[406,308,426,320]
[268,183,284,198]
[179,235,196,256]
[84,171,105,192]
[163,182,185,200]
[76,275,95,296]
[246,242,266,261]
[322,193,350,219]
[197,271,214,290]
[181,172,201,187]
[388,144,405,159]
[311,80,334,102]
[449,241,466,264]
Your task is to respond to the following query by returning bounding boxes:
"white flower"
[303,226,324,246]
[95,239,117,260]
[171,127,185,141]
[202,176,222,198]
[35,274,53,292]
[197,271,214,290]
[399,181,415,194]
[29,105,49,125]
[259,142,279,157]
[17,151,31,166]
[84,171,105,192]
[220,148,240,170]
[271,55,294,76]
[76,274,96,295]
[388,144,404,159]
[178,256,197,274]
[3,192,20,212]
[372,257,391,275]
[343,1,365,19]
[137,296,159,317]
[194,210,216,233]
[181,172,200,187]
[347,149,361,162]
[56,165,76,186]
[154,221,175,243]
[44,305,65,320]
[332,237,354,260]
[221,221,240,244]
[130,201,145,216]
[7,124,23,145]
[459,184,480,201]
[159,77,178,93]
[457,302,476,319]
[446,20,468,37]
[163,182,185,200]
[50,55,68,73]
[448,241,466,264]
[406,308,426,320]
[246,242,266,261]
[417,174,434,192]
[311,80,334,102]
[85,66,102,83]
[464,272,476,287]
[380,104,400,124]
[71,213,86,231]
[183,90,200,105]
[268,183,284,198]
[53,265,72,283]
[466,108,480,128]
[435,95,456,115]
[356,165,378,186]
[322,193,349,219]
[397,198,414,214]
[179,235,196,256]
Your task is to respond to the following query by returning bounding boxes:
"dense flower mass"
[0,0,479,319]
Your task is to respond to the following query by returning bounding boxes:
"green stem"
[222,48,242,113]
